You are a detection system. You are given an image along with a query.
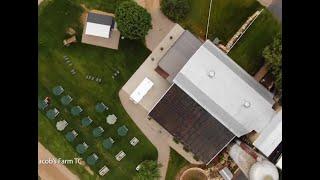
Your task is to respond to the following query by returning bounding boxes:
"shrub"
[161,0,190,22]
[115,1,152,40]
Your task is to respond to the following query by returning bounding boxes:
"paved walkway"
[135,0,175,51]
[38,142,79,180]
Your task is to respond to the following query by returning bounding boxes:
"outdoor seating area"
[86,75,102,83]
[99,165,110,176]
[60,95,73,105]
[76,142,89,154]
[103,137,115,150]
[81,116,93,127]
[93,126,104,137]
[52,86,64,96]
[46,108,59,120]
[87,153,99,165]
[130,137,139,146]
[115,150,126,161]
[56,120,68,131]
[65,130,78,142]
[117,125,128,136]
[95,102,108,113]
[106,114,117,125]
[71,106,83,116]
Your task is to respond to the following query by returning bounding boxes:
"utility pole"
[205,0,213,40]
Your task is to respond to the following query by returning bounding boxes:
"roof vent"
[208,71,215,78]
[244,101,251,108]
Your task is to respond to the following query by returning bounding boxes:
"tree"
[161,0,190,22]
[115,1,152,40]
[134,160,162,180]
[263,33,282,93]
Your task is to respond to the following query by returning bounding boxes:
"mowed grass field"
[229,10,281,75]
[178,0,280,75]
[38,0,157,179]
[180,0,262,43]
[165,149,189,180]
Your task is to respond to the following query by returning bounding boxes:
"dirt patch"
[180,168,208,180]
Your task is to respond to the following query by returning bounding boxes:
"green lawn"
[73,0,128,13]
[39,0,157,179]
[39,111,97,179]
[165,148,190,180]
[180,0,262,43]
[178,0,280,75]
[229,10,281,75]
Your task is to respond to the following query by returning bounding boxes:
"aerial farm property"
[38,0,282,179]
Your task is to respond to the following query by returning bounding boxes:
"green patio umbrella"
[46,108,59,120]
[102,137,114,150]
[92,126,104,137]
[86,153,99,165]
[71,106,83,116]
[117,125,128,136]
[52,86,64,96]
[65,130,78,142]
[76,142,89,154]
[81,117,93,127]
[95,102,108,113]
[60,95,73,105]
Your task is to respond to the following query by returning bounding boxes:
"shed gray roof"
[158,31,202,82]
[87,12,114,26]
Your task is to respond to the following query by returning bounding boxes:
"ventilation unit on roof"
[208,70,215,78]
[244,101,251,108]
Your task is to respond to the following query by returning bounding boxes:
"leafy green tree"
[263,33,282,93]
[161,0,190,22]
[134,160,162,180]
[115,1,152,40]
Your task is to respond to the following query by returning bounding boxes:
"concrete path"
[38,142,79,180]
[135,0,175,51]
[119,90,170,180]
[258,0,282,22]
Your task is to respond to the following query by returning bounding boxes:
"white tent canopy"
[130,77,154,104]
[85,22,111,38]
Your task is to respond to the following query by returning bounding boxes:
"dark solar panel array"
[149,85,235,164]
